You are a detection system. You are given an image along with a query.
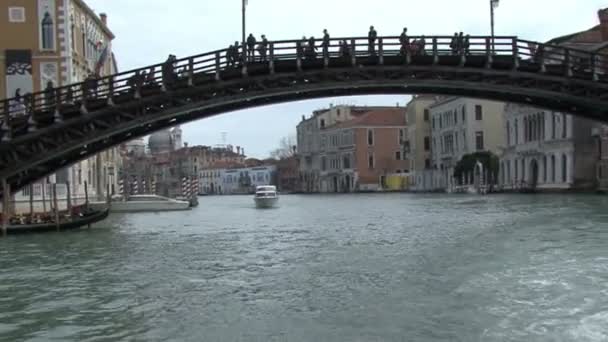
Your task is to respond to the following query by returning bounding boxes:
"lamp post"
[242,0,247,48]
[490,0,500,53]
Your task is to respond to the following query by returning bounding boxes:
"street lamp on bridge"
[490,0,500,53]
[242,0,248,49]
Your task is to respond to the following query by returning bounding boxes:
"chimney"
[236,146,241,155]
[301,115,305,121]
[99,13,107,26]
[242,148,245,156]
[599,8,608,41]
[184,142,188,148]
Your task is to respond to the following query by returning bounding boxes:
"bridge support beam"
[564,48,573,77]
[107,76,115,106]
[350,39,357,67]
[188,58,195,86]
[511,38,520,70]
[269,43,275,74]
[432,38,439,65]
[378,38,384,65]
[215,53,222,81]
[1,101,10,142]
[591,53,599,81]
[485,38,493,69]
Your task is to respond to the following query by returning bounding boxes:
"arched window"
[506,122,511,146]
[41,12,54,50]
[562,154,568,183]
[514,119,519,144]
[531,117,536,141]
[541,113,546,140]
[562,114,568,139]
[551,155,556,183]
[523,117,528,142]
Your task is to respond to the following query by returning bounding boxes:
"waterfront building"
[429,97,505,191]
[404,95,436,191]
[276,156,300,193]
[297,105,409,193]
[500,8,608,191]
[1,0,120,211]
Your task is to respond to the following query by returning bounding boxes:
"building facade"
[429,97,505,190]
[404,95,436,191]
[500,104,599,191]
[297,105,409,193]
[1,0,120,211]
[501,8,608,192]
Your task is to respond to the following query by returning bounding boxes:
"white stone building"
[429,97,505,191]
[499,104,599,191]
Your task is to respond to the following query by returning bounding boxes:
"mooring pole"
[2,179,9,236]
[53,183,59,231]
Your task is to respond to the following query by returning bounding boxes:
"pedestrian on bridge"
[44,81,55,107]
[322,29,330,58]
[258,35,269,62]
[463,34,471,55]
[226,44,235,66]
[450,32,459,55]
[247,34,257,62]
[306,36,317,60]
[400,27,410,56]
[368,26,378,55]
[458,32,464,54]
[161,55,177,89]
[340,40,351,59]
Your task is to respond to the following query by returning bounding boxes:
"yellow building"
[0,0,120,206]
[405,95,437,189]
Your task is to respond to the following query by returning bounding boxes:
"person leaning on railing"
[400,27,410,56]
[322,29,330,58]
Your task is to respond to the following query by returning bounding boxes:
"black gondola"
[5,208,109,234]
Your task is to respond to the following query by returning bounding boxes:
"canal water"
[1,194,608,341]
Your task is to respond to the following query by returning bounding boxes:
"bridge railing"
[1,35,607,144]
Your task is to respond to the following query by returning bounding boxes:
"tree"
[453,151,499,185]
[269,135,297,160]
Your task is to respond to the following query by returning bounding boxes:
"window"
[551,155,556,182]
[321,156,327,171]
[367,129,374,146]
[343,154,351,169]
[424,109,430,122]
[515,159,519,181]
[552,113,556,139]
[399,129,405,144]
[475,131,484,151]
[439,116,443,129]
[562,154,567,183]
[41,12,55,50]
[424,136,430,151]
[425,159,431,169]
[395,151,402,161]
[396,170,402,174]
[8,7,25,23]
[454,111,458,125]
[432,118,436,129]
[368,154,375,169]
[542,156,547,183]
[462,106,466,122]
[515,119,519,144]
[562,114,568,139]
[320,119,325,128]
[506,122,511,146]
[523,117,528,142]
[475,105,483,121]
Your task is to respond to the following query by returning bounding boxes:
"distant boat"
[5,207,109,234]
[91,194,190,213]
[254,185,279,209]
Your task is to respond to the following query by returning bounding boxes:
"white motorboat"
[254,186,279,209]
[91,194,190,213]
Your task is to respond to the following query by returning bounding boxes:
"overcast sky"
[85,0,607,158]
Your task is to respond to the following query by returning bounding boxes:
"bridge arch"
[1,35,608,193]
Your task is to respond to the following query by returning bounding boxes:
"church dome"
[149,130,173,154]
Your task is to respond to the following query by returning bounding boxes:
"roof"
[73,0,115,39]
[546,25,601,46]
[328,108,406,129]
